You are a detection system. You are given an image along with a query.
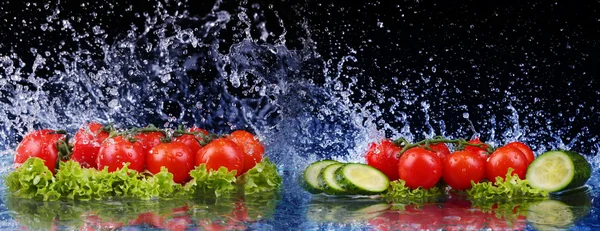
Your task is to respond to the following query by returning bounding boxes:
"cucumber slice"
[302,160,339,194]
[335,163,390,194]
[526,150,591,193]
[318,163,347,195]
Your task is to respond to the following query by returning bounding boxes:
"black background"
[1,0,599,153]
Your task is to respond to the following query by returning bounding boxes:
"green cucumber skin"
[301,160,338,194]
[560,150,592,191]
[529,150,592,192]
[334,164,388,195]
[317,164,347,195]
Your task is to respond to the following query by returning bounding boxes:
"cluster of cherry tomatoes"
[365,137,535,190]
[13,122,265,184]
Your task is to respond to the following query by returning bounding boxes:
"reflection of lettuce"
[5,195,74,230]
[471,197,543,220]
[6,157,282,201]
[184,164,237,197]
[383,180,443,204]
[467,168,549,200]
[244,191,282,220]
[238,158,282,195]
[307,198,391,224]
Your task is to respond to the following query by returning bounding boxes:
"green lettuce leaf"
[6,157,281,201]
[54,160,112,200]
[6,158,60,201]
[143,167,184,198]
[467,168,549,200]
[383,180,443,204]
[54,161,165,200]
[183,164,237,197]
[239,158,282,195]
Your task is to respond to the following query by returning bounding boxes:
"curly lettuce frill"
[5,157,282,201]
[382,180,443,203]
[6,157,60,201]
[184,164,237,197]
[467,168,549,200]
[238,158,282,195]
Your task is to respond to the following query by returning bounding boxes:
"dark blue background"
[1,0,599,153]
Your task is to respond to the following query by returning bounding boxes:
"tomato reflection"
[6,192,280,231]
[364,194,532,230]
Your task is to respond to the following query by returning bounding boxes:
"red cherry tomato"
[172,135,201,156]
[365,139,402,181]
[172,127,210,155]
[227,130,265,174]
[398,147,442,189]
[195,138,245,176]
[14,129,66,173]
[421,142,451,161]
[97,136,145,172]
[147,142,195,184]
[71,122,110,169]
[189,126,210,136]
[134,131,165,154]
[485,145,528,181]
[442,151,486,190]
[504,141,535,165]
[464,137,490,161]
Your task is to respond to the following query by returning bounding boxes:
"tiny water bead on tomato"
[227,130,265,174]
[195,138,245,176]
[133,131,165,154]
[485,145,528,181]
[398,147,442,189]
[420,142,451,161]
[365,139,402,181]
[442,151,486,190]
[504,141,535,165]
[14,129,66,173]
[147,142,195,184]
[97,136,146,173]
[464,137,490,161]
[188,126,210,136]
[172,134,202,155]
[172,126,211,154]
[71,122,110,169]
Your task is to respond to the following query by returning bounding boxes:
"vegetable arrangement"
[7,122,282,201]
[301,135,592,201]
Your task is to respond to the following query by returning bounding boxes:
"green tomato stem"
[394,136,495,158]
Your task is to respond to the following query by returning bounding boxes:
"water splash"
[0,0,598,177]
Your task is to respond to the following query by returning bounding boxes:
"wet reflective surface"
[0,170,598,230]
